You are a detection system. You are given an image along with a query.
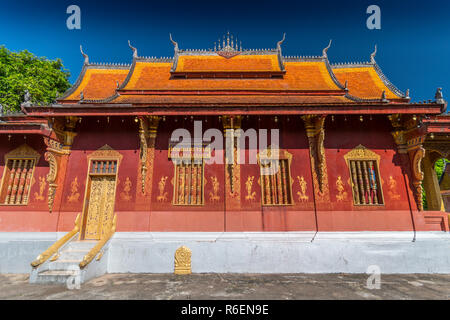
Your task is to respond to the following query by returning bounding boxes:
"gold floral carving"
[67,177,80,203]
[120,177,132,201]
[44,151,58,212]
[245,176,256,201]
[4,144,41,162]
[87,144,124,163]
[139,116,159,194]
[34,176,46,201]
[388,176,401,200]
[223,116,242,209]
[343,144,381,163]
[296,176,309,202]
[335,176,348,201]
[209,176,220,202]
[411,147,425,211]
[174,246,192,275]
[157,176,169,202]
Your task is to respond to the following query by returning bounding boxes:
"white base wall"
[1,232,449,274]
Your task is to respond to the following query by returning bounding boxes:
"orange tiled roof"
[174,54,281,73]
[112,94,352,105]
[122,60,342,92]
[60,67,129,101]
[332,66,402,100]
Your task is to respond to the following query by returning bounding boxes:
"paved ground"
[0,273,449,300]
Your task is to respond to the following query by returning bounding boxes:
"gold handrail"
[31,213,81,268]
[79,214,117,269]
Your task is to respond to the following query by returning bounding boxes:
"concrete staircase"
[30,240,102,285]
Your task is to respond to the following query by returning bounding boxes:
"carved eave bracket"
[43,116,79,212]
[388,114,426,211]
[301,115,327,194]
[139,116,160,194]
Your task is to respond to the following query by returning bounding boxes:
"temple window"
[344,145,384,206]
[90,160,117,175]
[258,148,293,206]
[173,161,205,205]
[0,145,40,206]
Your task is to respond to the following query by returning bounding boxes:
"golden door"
[83,175,117,240]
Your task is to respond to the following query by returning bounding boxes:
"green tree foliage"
[0,46,71,113]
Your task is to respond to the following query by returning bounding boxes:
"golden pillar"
[422,151,445,211]
[43,116,79,212]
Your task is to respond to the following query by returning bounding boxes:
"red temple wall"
[0,134,56,231]
[318,116,417,231]
[0,116,447,232]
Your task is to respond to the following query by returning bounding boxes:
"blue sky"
[1,0,449,105]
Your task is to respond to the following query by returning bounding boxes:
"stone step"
[58,249,90,260]
[48,260,81,271]
[66,241,98,250]
[35,270,79,284]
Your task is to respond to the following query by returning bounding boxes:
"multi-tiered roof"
[20,32,447,115]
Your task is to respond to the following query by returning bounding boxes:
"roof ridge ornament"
[169,33,179,53]
[435,87,445,104]
[128,40,138,58]
[322,39,332,58]
[276,33,286,52]
[23,90,31,107]
[381,90,388,103]
[80,45,89,65]
[370,44,377,64]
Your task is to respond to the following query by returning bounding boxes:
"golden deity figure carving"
[388,176,401,200]
[296,176,309,202]
[245,176,256,201]
[157,176,169,202]
[209,176,220,202]
[174,246,192,275]
[335,176,348,201]
[67,177,80,203]
[120,177,132,201]
[34,176,46,201]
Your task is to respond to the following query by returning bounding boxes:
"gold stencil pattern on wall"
[209,176,220,202]
[296,176,309,202]
[120,177,132,201]
[388,176,401,200]
[245,176,256,201]
[34,176,46,201]
[67,177,80,203]
[157,176,169,202]
[335,176,348,201]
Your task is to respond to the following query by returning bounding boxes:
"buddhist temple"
[0,33,449,282]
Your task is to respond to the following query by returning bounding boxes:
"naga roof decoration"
[50,33,445,113]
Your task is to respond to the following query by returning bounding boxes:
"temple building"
[0,33,449,282]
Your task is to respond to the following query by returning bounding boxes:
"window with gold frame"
[258,148,293,206]
[0,144,40,206]
[344,144,384,206]
[172,159,205,206]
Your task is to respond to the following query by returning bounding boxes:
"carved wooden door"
[83,175,116,240]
